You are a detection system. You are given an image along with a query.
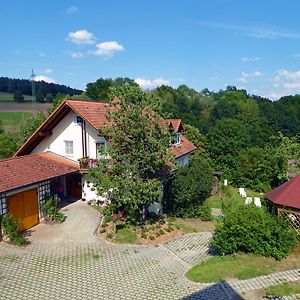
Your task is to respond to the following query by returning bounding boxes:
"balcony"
[79,157,98,173]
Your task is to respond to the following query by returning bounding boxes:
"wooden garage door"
[8,188,39,231]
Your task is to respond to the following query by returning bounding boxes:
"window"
[64,140,74,155]
[171,132,181,145]
[96,141,106,159]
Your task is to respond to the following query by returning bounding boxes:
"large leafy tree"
[89,86,173,220]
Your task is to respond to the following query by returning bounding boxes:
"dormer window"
[96,141,107,159]
[75,116,83,124]
[171,132,181,145]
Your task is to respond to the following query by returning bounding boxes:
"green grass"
[186,254,271,282]
[186,249,300,283]
[207,185,263,209]
[172,219,198,233]
[265,281,300,297]
[0,111,33,131]
[0,92,32,102]
[115,226,137,244]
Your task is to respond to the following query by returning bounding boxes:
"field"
[0,112,33,132]
[0,99,50,132]
[0,92,33,102]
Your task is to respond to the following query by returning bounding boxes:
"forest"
[0,77,82,102]
[1,77,300,193]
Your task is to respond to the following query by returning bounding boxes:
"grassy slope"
[186,249,300,283]
[0,92,33,102]
[207,185,263,209]
[0,111,33,131]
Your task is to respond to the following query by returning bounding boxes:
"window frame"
[64,140,74,156]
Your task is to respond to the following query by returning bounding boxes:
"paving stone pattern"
[1,230,300,299]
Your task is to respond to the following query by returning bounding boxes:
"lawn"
[0,92,32,102]
[265,281,300,298]
[186,249,300,283]
[207,185,264,209]
[0,111,33,131]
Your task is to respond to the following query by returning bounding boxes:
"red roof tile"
[0,152,79,193]
[171,135,196,159]
[265,175,300,209]
[66,100,110,130]
[160,119,183,132]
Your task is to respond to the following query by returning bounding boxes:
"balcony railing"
[79,157,98,171]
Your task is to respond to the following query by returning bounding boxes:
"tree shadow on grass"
[181,281,244,300]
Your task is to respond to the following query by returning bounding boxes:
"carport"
[0,152,80,231]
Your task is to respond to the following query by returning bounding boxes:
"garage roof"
[0,152,79,193]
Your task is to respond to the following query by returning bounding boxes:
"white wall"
[31,111,107,161]
[176,154,189,166]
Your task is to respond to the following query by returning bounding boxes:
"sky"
[1,0,300,100]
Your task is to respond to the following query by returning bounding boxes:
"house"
[0,99,196,230]
[266,175,300,231]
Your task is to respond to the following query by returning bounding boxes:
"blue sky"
[1,0,300,99]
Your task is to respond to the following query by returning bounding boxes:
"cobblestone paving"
[0,232,233,300]
[163,232,215,266]
[1,230,300,300]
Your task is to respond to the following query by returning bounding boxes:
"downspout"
[81,122,85,157]
[83,120,88,157]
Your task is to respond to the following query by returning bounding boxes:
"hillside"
[0,77,82,102]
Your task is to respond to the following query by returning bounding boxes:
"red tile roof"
[0,152,79,193]
[160,119,183,132]
[15,99,196,158]
[66,100,110,130]
[172,135,196,159]
[265,175,300,209]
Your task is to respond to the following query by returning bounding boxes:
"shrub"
[106,233,113,239]
[166,157,213,219]
[211,204,298,260]
[41,195,66,223]
[1,214,29,246]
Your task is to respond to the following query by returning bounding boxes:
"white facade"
[32,111,107,161]
[176,154,189,166]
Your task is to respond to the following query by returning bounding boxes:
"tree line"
[0,77,82,103]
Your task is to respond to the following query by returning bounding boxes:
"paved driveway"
[0,201,241,299]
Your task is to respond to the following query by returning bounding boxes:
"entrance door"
[8,188,39,231]
[66,173,82,199]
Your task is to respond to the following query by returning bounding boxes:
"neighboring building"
[0,152,80,230]
[1,99,195,230]
[266,175,300,232]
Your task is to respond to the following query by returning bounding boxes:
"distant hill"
[0,77,82,100]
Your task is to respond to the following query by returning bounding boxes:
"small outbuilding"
[0,152,80,231]
[266,175,300,231]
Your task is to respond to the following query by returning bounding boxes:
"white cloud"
[93,41,124,57]
[34,75,55,84]
[38,52,46,57]
[238,71,264,83]
[44,68,53,74]
[277,69,300,80]
[241,57,260,62]
[67,29,96,44]
[65,51,84,58]
[66,6,78,14]
[197,21,300,40]
[134,77,170,89]
[253,71,264,77]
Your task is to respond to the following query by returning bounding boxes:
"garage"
[8,188,39,231]
[0,152,80,232]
